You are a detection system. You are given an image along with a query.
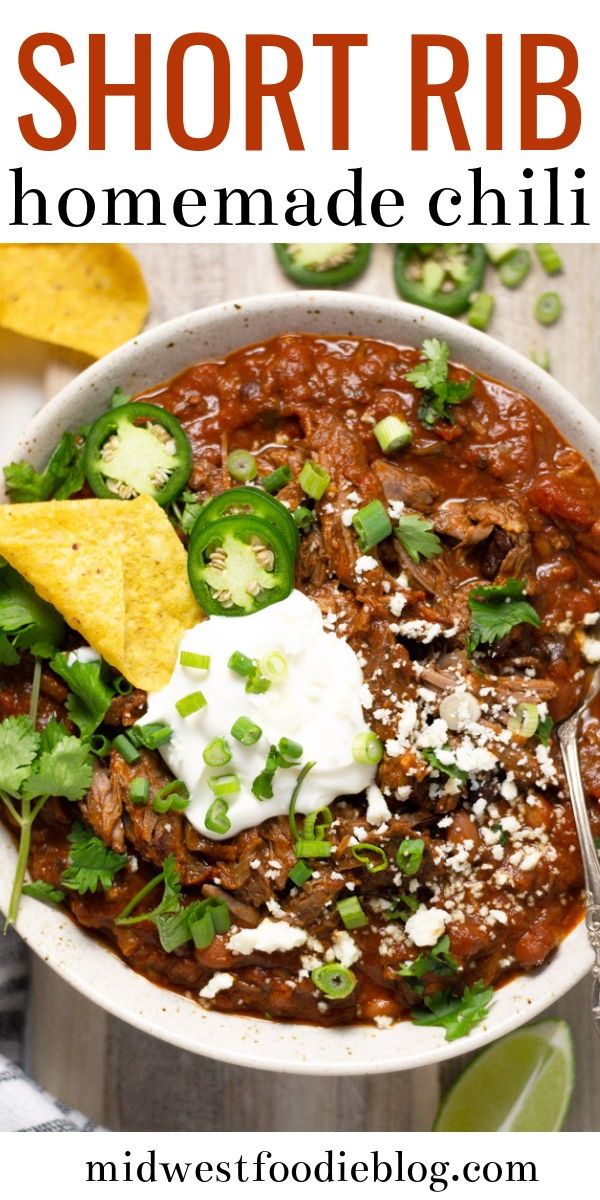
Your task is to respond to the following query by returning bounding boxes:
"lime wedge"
[434,1019,574,1131]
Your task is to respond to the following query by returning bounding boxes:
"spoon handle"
[558,716,600,1036]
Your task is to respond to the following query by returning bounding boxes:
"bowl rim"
[0,288,596,1075]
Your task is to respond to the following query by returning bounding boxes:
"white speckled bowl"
[0,292,596,1074]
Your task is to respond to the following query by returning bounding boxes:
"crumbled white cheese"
[229,919,307,955]
[405,905,448,947]
[341,507,357,527]
[389,592,407,617]
[500,776,518,802]
[417,718,449,750]
[581,636,600,664]
[359,684,374,709]
[199,972,235,999]
[373,1014,394,1029]
[583,612,600,626]
[366,783,392,825]
[489,909,508,926]
[355,555,378,575]
[396,619,443,644]
[387,500,406,521]
[327,930,361,968]
[454,741,497,774]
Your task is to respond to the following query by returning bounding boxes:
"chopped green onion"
[293,505,315,531]
[303,805,332,840]
[530,346,551,372]
[288,860,314,887]
[484,243,518,265]
[205,897,232,934]
[260,465,293,494]
[352,731,384,765]
[311,962,357,999]
[295,839,332,859]
[395,837,425,876]
[203,737,232,767]
[373,415,412,453]
[245,666,270,695]
[189,897,231,948]
[352,500,392,551]
[89,733,111,757]
[351,843,389,874]
[467,292,494,331]
[534,291,562,326]
[228,650,254,678]
[507,702,539,738]
[288,760,316,843]
[180,651,210,670]
[299,460,330,501]
[337,896,369,929]
[230,716,262,746]
[278,737,303,761]
[259,650,288,684]
[130,722,172,749]
[175,690,207,718]
[189,908,214,949]
[208,773,240,797]
[498,248,531,289]
[205,797,231,835]
[535,243,563,276]
[129,777,149,805]
[112,733,140,764]
[112,674,133,696]
[227,448,258,482]
[152,779,190,813]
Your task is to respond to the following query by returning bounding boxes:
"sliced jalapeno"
[194,486,299,555]
[274,243,372,288]
[394,244,486,316]
[85,401,191,506]
[188,515,294,616]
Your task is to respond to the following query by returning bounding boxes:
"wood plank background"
[24,243,600,1131]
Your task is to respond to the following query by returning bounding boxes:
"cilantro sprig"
[398,935,459,988]
[51,653,115,740]
[411,980,493,1041]
[421,748,468,786]
[3,431,85,503]
[61,823,128,894]
[467,578,541,656]
[22,880,65,906]
[0,715,93,930]
[395,514,442,564]
[114,854,231,953]
[0,565,65,661]
[406,339,475,428]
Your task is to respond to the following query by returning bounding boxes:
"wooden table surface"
[24,243,600,1131]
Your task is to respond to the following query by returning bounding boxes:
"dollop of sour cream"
[143,589,376,839]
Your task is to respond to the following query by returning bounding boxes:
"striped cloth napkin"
[0,928,97,1131]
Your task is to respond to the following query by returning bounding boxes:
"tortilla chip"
[0,495,201,690]
[0,244,148,359]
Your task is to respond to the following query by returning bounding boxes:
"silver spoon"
[557,635,600,1034]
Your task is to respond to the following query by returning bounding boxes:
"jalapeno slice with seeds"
[85,401,191,506]
[194,486,299,555]
[188,515,294,616]
[274,243,372,288]
[394,244,486,316]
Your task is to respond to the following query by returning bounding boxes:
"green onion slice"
[304,805,332,841]
[535,243,563,276]
[129,777,149,805]
[534,291,562,327]
[288,860,313,887]
[352,731,384,765]
[208,773,240,797]
[278,736,303,761]
[202,737,232,767]
[299,460,330,501]
[288,760,316,843]
[373,415,412,453]
[352,500,392,551]
[337,896,369,929]
[112,733,140,764]
[498,248,531,289]
[175,690,207,719]
[180,651,210,670]
[507,702,539,738]
[351,842,389,873]
[227,449,258,482]
[89,733,111,757]
[467,292,494,331]
[205,797,231,835]
[311,962,357,999]
[231,716,262,745]
[293,505,315,531]
[259,650,288,684]
[261,465,293,494]
[228,650,254,678]
[395,837,425,876]
[295,839,332,859]
[152,779,190,813]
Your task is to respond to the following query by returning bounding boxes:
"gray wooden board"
[25,244,600,1131]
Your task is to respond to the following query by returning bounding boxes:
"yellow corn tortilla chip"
[0,244,148,359]
[0,495,201,690]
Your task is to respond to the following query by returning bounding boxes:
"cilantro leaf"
[61,823,128,894]
[395,513,442,564]
[22,880,65,906]
[0,566,65,658]
[406,338,475,427]
[22,733,93,802]
[411,981,493,1041]
[50,653,114,740]
[398,935,459,982]
[0,633,19,666]
[3,431,85,503]
[467,578,541,656]
[421,747,468,785]
[537,715,555,746]
[38,718,71,754]
[0,716,40,795]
